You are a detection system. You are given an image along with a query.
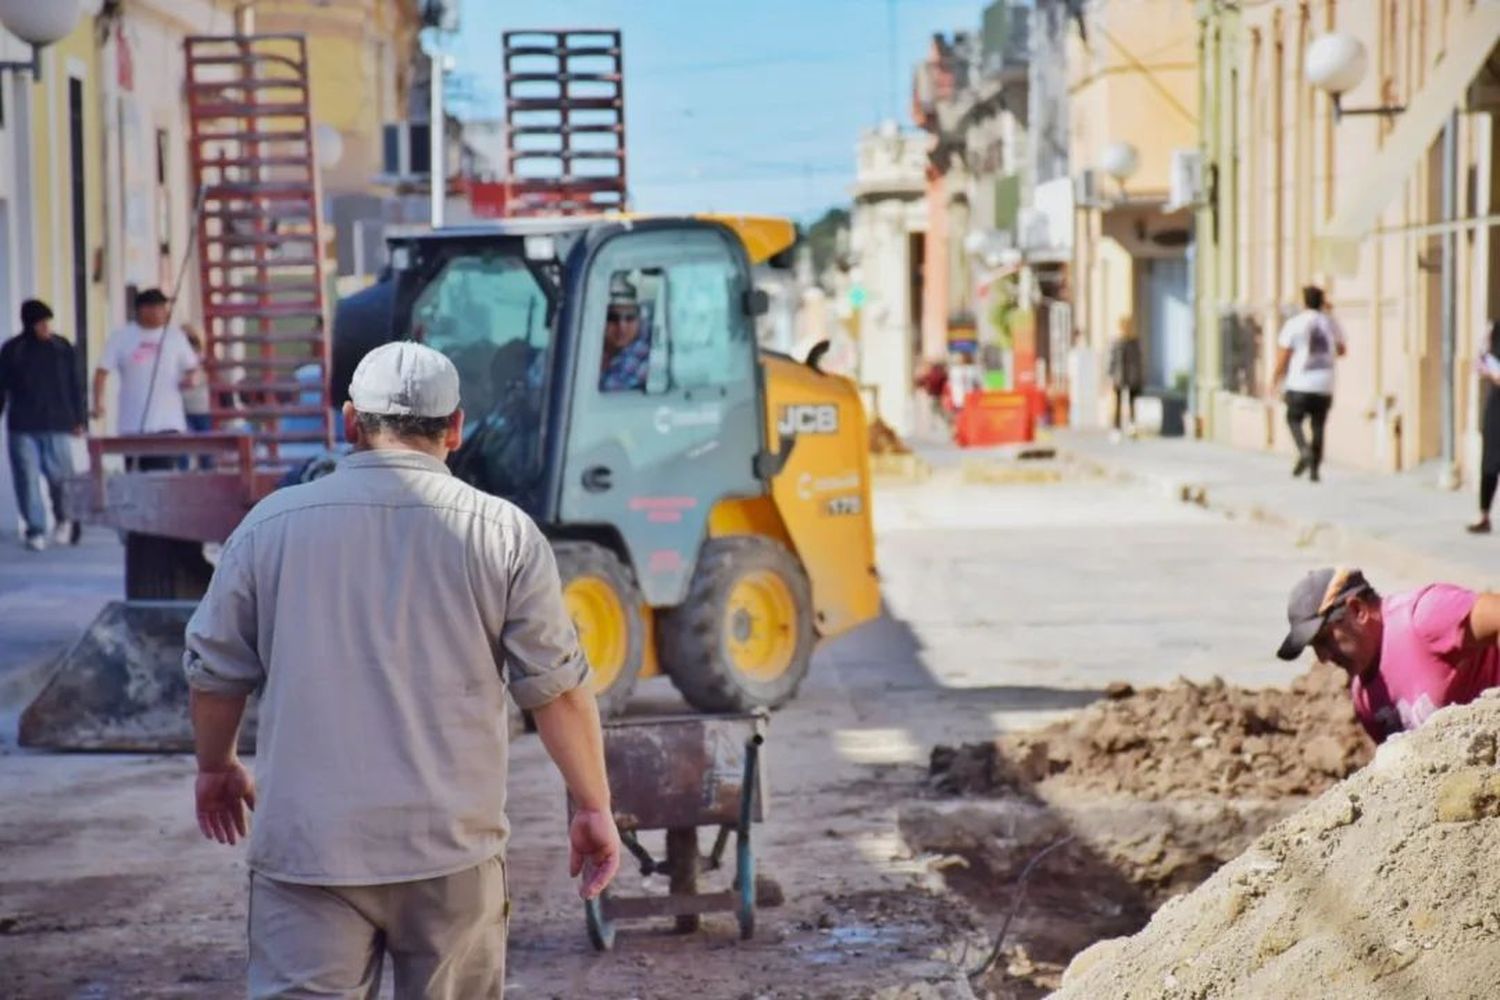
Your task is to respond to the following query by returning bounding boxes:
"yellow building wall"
[28,17,109,372]
[1209,0,1494,474]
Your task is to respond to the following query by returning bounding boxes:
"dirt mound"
[870,418,912,455]
[1052,692,1500,999]
[929,665,1370,801]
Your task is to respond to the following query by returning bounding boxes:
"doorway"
[1143,257,1193,392]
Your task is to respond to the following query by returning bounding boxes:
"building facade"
[1197,0,1500,478]
[1067,0,1200,429]
[849,123,927,436]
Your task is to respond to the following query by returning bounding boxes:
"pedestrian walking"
[1468,319,1500,533]
[1107,318,1143,442]
[181,326,213,434]
[914,358,949,435]
[0,299,85,550]
[183,341,619,999]
[92,288,201,470]
[1276,567,1500,743]
[1272,285,1346,482]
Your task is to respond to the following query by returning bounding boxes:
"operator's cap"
[1276,567,1371,661]
[348,341,460,417]
[608,274,638,306]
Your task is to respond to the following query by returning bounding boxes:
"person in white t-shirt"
[92,288,201,469]
[1271,285,1346,483]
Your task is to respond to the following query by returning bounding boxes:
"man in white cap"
[183,341,619,998]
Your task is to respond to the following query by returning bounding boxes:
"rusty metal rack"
[573,712,768,949]
[184,33,332,463]
[502,29,627,216]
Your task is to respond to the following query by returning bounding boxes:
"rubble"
[1052,693,1500,999]
[929,665,1371,801]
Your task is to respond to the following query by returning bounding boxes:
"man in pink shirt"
[1276,567,1500,742]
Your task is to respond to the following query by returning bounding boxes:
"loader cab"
[384,219,769,603]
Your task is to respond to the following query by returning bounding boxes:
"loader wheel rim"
[724,570,798,681]
[565,576,628,692]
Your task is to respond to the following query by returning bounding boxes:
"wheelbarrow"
[572,711,768,950]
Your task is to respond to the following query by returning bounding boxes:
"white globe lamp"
[0,0,83,45]
[1306,32,1368,96]
[0,0,84,79]
[1100,141,1140,184]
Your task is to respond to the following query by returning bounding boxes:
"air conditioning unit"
[1073,168,1098,207]
[1167,149,1205,211]
[381,122,432,179]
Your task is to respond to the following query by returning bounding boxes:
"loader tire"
[124,532,214,601]
[553,541,644,719]
[659,537,814,713]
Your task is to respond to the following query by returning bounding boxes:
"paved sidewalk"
[0,435,121,739]
[1052,429,1499,590]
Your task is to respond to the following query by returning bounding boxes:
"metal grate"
[184,33,332,461]
[502,29,627,216]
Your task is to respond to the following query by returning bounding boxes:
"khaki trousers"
[248,856,509,1000]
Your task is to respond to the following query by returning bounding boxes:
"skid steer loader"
[337,214,881,715]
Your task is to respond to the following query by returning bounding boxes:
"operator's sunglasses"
[606,309,639,323]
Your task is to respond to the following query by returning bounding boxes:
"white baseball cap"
[348,341,460,417]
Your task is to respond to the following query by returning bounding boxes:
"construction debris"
[929,665,1370,801]
[869,418,912,456]
[1053,692,1500,999]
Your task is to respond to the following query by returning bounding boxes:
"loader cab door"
[560,224,764,605]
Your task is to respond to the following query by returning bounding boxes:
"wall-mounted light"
[1099,141,1140,193]
[1306,32,1405,122]
[0,0,83,80]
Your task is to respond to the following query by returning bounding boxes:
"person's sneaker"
[24,534,46,552]
[1309,467,1321,483]
[52,520,76,547]
[1292,455,1309,478]
[69,519,82,545]
[1468,519,1492,534]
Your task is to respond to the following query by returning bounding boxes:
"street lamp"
[1306,32,1405,121]
[1100,141,1140,194]
[0,0,84,79]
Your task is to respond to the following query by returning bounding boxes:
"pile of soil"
[869,418,912,456]
[1053,692,1500,999]
[929,665,1371,801]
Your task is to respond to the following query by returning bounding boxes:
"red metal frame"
[502,29,627,216]
[184,34,333,460]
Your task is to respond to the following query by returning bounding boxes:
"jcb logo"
[778,404,838,436]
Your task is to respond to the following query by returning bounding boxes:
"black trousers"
[1284,391,1332,471]
[1481,471,1498,515]
[1113,385,1138,430]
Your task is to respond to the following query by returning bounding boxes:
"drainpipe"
[429,48,444,229]
[1440,109,1458,488]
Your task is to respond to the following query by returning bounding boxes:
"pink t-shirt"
[1351,584,1500,741]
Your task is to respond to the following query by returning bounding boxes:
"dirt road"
[0,456,1415,998]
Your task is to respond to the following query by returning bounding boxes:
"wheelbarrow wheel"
[736,827,755,940]
[585,894,615,952]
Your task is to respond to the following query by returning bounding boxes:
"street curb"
[1058,447,1495,589]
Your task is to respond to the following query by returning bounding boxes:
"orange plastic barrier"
[954,390,1034,447]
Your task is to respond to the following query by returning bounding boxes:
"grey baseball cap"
[1276,567,1372,661]
[348,341,460,417]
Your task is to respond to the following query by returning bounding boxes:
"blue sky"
[447,0,985,222]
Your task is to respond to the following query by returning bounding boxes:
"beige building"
[1068,0,1200,429]
[1197,1,1500,477]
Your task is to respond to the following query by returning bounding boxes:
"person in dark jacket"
[1107,317,1144,440]
[1469,320,1500,533]
[0,300,85,550]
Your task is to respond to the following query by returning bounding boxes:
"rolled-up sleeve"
[500,518,588,710]
[183,533,264,696]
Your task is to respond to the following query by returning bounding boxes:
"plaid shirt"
[600,333,652,392]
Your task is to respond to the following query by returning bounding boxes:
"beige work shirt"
[183,448,587,885]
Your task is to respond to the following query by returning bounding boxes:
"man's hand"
[568,807,621,900]
[195,759,256,845]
